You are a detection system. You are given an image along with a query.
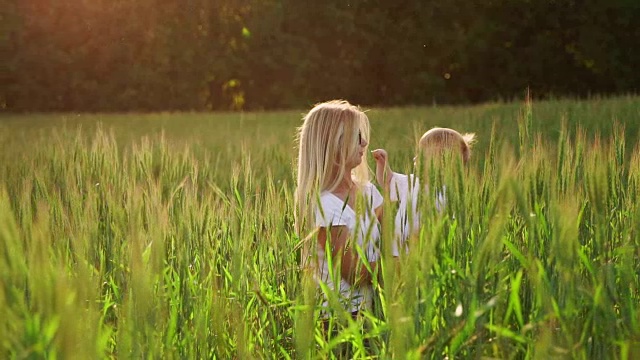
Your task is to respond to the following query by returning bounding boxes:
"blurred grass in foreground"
[0,96,639,359]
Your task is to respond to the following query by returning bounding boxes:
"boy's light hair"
[418,127,476,164]
[294,100,371,265]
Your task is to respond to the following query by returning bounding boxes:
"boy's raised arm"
[372,149,393,192]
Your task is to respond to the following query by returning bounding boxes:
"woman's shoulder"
[361,181,381,196]
[315,191,354,227]
[318,191,343,209]
[362,181,376,192]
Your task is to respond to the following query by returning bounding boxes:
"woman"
[295,100,383,316]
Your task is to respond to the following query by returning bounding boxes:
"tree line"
[3,0,639,112]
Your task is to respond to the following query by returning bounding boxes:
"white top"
[314,182,383,313]
[389,172,446,256]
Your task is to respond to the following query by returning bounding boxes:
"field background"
[1,96,639,359]
[3,96,639,182]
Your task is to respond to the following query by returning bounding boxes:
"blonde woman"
[295,100,382,317]
[372,127,476,256]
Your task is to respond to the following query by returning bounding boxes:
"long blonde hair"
[294,100,371,263]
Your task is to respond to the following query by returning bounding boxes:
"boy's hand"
[372,149,388,165]
[372,149,392,188]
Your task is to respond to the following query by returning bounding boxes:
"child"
[372,127,475,256]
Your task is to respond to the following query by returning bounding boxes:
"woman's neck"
[330,174,358,206]
[334,174,355,194]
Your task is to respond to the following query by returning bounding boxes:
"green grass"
[1,96,639,359]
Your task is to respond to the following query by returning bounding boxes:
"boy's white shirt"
[389,172,446,256]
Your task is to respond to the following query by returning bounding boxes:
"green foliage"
[0,97,639,358]
[3,0,640,111]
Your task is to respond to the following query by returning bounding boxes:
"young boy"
[372,127,475,256]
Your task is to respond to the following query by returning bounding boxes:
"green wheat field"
[1,96,639,359]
